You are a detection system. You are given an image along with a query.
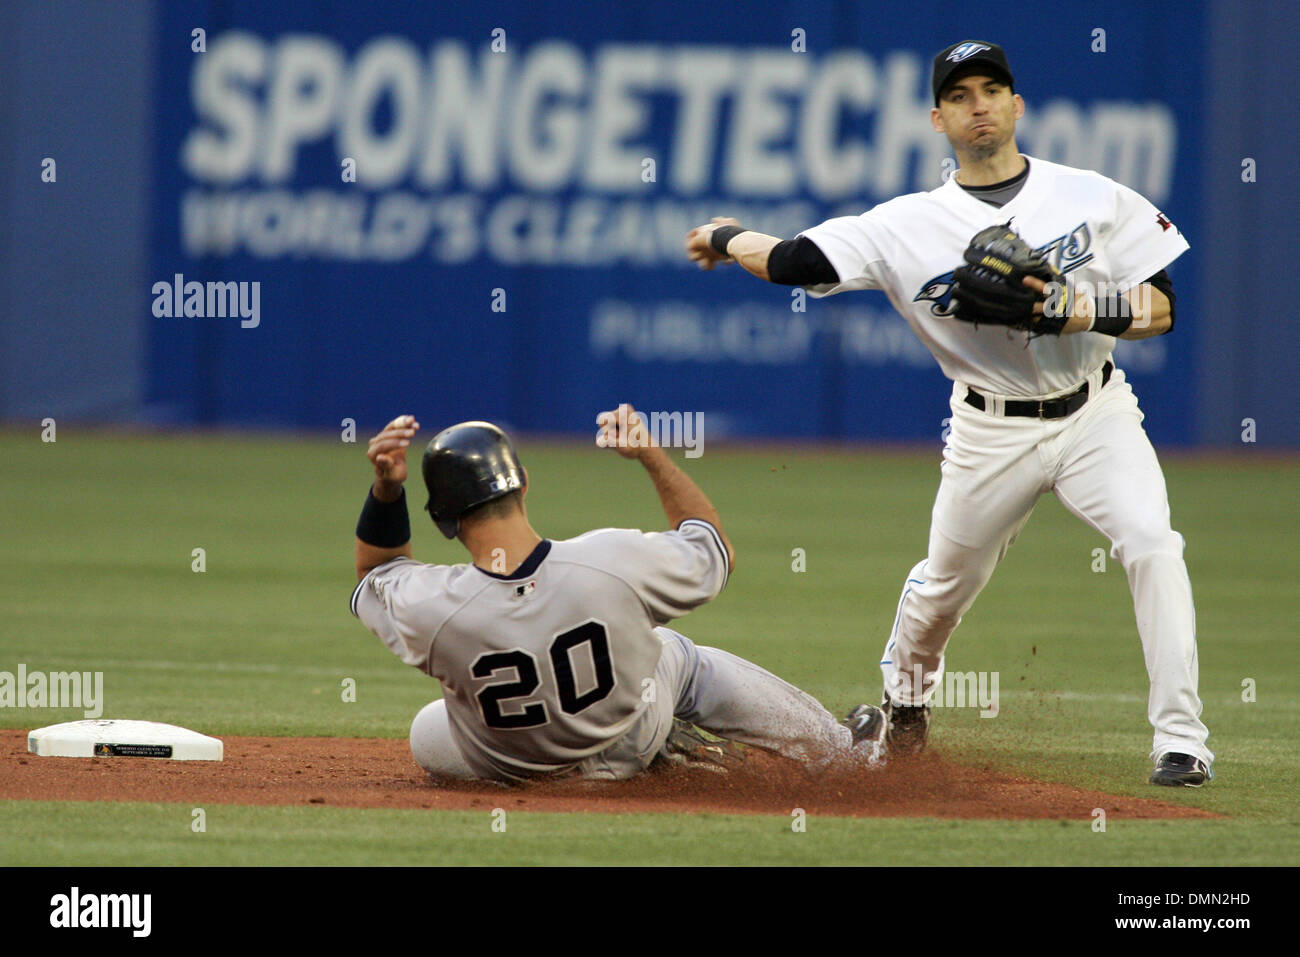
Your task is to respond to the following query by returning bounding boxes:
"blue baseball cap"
[932,41,1015,105]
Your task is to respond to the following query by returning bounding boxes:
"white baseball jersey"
[351,520,729,779]
[799,155,1189,396]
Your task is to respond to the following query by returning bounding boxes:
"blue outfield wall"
[146,0,1212,443]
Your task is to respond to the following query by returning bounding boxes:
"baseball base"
[27,719,223,761]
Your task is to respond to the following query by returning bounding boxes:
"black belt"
[964,361,1113,419]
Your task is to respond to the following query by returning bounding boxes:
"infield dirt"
[1,730,1214,820]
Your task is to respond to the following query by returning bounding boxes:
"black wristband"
[710,225,748,256]
[356,487,411,548]
[1090,294,1134,337]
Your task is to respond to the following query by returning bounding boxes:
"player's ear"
[1012,93,1025,120]
[520,467,529,500]
[930,106,945,134]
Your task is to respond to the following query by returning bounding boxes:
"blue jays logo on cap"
[933,40,1013,104]
[947,42,992,63]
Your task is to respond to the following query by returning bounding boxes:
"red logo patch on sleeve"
[1156,212,1172,231]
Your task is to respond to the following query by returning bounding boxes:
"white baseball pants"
[879,365,1212,767]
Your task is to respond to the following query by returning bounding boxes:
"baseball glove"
[949,221,1070,336]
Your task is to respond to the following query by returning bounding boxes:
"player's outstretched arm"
[355,414,419,580]
[596,403,736,572]
[686,217,781,282]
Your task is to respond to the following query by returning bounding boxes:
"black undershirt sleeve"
[766,236,840,286]
[1143,269,1175,331]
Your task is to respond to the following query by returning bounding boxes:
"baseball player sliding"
[686,40,1212,787]
[350,407,887,783]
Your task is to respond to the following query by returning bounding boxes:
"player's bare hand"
[1022,276,1093,332]
[367,414,420,498]
[595,403,655,459]
[1022,274,1050,312]
[685,217,741,271]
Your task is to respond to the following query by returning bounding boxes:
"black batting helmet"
[421,421,525,539]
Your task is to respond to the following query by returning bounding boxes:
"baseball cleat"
[1149,752,1210,787]
[881,696,931,755]
[657,719,745,773]
[844,703,888,765]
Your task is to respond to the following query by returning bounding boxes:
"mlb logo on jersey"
[947,42,991,63]
[514,580,537,598]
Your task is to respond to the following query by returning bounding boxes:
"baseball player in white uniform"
[350,407,886,783]
[685,41,1212,786]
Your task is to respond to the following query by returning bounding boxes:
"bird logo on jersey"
[914,222,1094,316]
[946,43,991,63]
[914,272,962,316]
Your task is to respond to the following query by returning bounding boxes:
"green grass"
[1,429,1297,865]
[3,801,1296,866]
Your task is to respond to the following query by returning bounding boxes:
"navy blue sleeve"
[767,236,840,286]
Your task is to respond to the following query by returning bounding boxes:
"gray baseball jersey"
[351,520,728,779]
